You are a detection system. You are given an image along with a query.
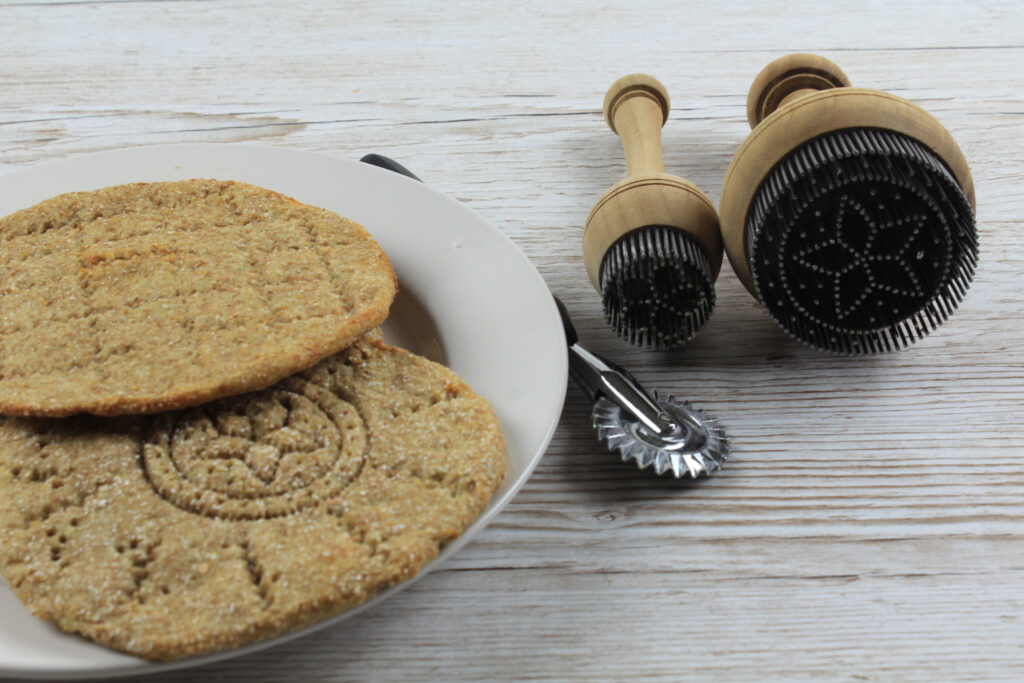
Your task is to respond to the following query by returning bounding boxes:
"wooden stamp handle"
[746,53,851,128]
[584,73,722,291]
[603,74,671,177]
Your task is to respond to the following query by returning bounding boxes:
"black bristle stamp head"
[746,128,977,354]
[599,225,715,350]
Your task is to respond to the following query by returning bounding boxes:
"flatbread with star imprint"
[0,334,505,661]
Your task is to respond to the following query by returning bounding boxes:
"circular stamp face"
[142,378,367,520]
[746,128,976,353]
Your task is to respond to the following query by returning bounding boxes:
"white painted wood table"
[2,1,1023,680]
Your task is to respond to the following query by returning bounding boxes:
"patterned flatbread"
[0,179,397,417]
[0,334,505,661]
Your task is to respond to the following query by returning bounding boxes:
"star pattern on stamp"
[792,194,931,321]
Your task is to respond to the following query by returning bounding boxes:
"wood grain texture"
[2,0,1023,680]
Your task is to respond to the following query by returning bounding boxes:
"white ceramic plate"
[0,144,567,679]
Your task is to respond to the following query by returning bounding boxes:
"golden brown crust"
[0,335,506,661]
[0,180,398,417]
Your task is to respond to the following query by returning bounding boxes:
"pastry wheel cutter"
[555,297,728,478]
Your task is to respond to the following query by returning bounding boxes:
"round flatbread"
[0,335,505,661]
[0,179,397,417]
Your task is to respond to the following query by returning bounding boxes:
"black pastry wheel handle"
[359,153,422,181]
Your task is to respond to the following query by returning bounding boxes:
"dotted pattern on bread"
[0,335,506,661]
[0,180,397,417]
